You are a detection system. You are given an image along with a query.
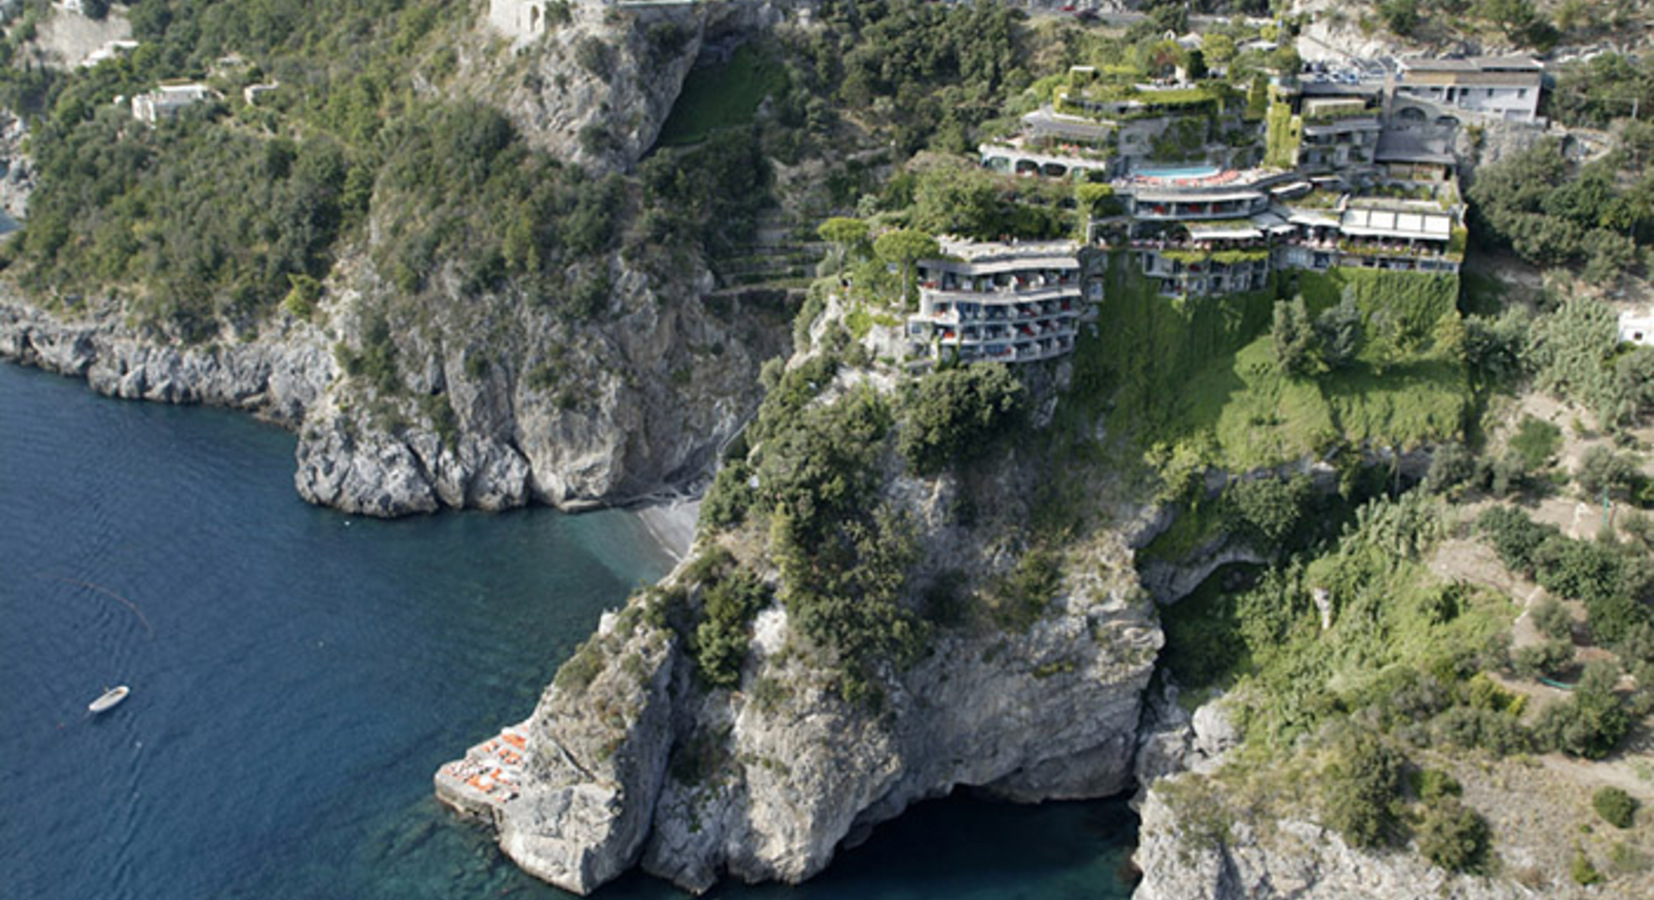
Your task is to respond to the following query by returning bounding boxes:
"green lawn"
[655,45,789,147]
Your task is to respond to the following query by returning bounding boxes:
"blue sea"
[0,361,1138,900]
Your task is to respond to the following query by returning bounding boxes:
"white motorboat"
[88,685,130,714]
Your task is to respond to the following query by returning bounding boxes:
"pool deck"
[434,722,531,822]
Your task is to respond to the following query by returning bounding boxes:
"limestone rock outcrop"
[500,609,681,894]
[471,0,785,173]
[0,298,332,425]
[0,244,782,516]
[0,109,33,221]
[1133,779,1532,900]
[466,333,1164,893]
[489,526,1160,895]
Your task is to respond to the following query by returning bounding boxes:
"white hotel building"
[906,239,1087,365]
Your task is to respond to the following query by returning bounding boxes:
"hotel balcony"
[1128,193,1269,220]
[907,309,1081,364]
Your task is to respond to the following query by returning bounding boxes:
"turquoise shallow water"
[0,361,1138,900]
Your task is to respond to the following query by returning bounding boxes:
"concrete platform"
[434,722,531,822]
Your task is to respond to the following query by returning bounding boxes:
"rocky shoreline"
[449,529,1162,895]
[0,297,332,426]
[0,293,763,521]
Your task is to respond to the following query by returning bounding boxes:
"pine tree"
[1271,296,1315,375]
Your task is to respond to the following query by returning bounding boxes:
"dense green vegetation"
[905,159,1074,243]
[898,363,1026,475]
[1477,507,1654,648]
[1367,0,1648,50]
[801,0,1029,157]
[1468,138,1653,285]
[687,550,772,689]
[1548,51,1654,128]
[0,0,790,343]
[725,356,931,704]
[1166,479,1654,763]
[1078,254,1469,478]
[14,107,355,340]
[0,0,478,336]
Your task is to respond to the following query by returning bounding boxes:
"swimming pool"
[1133,164,1221,180]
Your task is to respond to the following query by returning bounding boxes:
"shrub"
[1416,796,1491,874]
[694,568,770,689]
[1424,442,1475,494]
[898,364,1026,475]
[1314,294,1364,371]
[1225,476,1315,547]
[985,546,1063,632]
[1530,299,1629,428]
[1412,768,1462,801]
[1378,0,1419,35]
[1477,506,1559,576]
[1593,786,1638,829]
[1462,672,1522,713]
[700,461,755,531]
[793,290,827,351]
[1573,849,1604,886]
[1463,307,1531,388]
[1531,597,1574,641]
[1530,536,1630,615]
[1271,295,1315,375]
[1321,738,1408,849]
[574,36,614,80]
[1532,688,1630,759]
[1430,705,1530,755]
[1487,449,1530,496]
[1509,415,1561,471]
[1576,446,1641,501]
[553,637,606,695]
[1510,638,1573,679]
[281,273,322,319]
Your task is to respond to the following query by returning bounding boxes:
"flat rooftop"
[1398,55,1540,73]
[1341,207,1453,241]
[930,237,1080,270]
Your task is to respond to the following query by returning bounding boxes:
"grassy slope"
[1082,254,1470,471]
[655,44,788,147]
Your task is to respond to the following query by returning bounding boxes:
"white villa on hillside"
[131,84,215,124]
[1393,56,1544,123]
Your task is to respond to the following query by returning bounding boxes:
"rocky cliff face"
[494,525,1160,895]
[0,4,790,517]
[0,110,32,221]
[1133,777,1532,900]
[0,297,333,424]
[460,325,1165,893]
[285,251,783,516]
[0,237,783,517]
[470,0,785,172]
